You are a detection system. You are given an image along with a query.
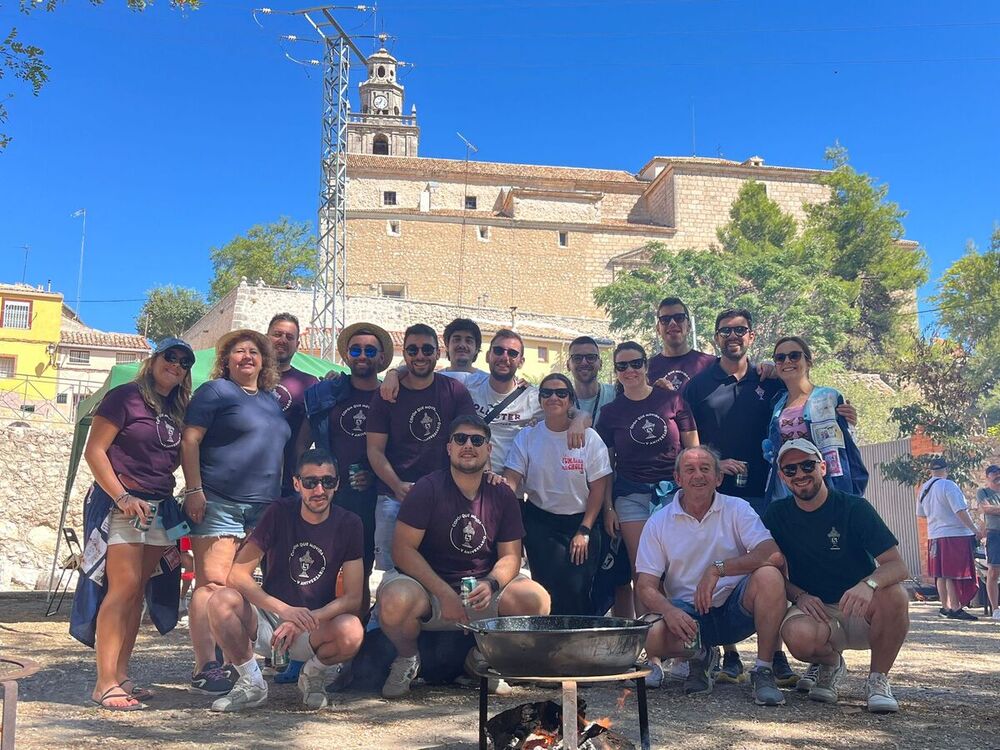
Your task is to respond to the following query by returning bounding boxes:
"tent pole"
[47,417,91,601]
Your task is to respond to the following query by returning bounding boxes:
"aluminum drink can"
[131,499,160,531]
[272,646,289,669]
[682,621,702,656]
[735,472,748,488]
[460,577,477,607]
[349,463,363,480]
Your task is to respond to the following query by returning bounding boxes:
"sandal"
[92,685,146,711]
[120,679,154,701]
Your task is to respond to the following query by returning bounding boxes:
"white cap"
[777,438,824,464]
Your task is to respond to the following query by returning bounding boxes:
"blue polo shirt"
[684,360,783,499]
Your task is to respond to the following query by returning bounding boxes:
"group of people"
[70,297,915,717]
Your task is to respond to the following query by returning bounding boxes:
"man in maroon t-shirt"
[204,449,364,712]
[646,296,716,394]
[375,414,550,699]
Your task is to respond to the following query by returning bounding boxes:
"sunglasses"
[348,344,380,359]
[614,357,646,372]
[658,312,689,326]
[404,344,438,357]
[539,387,571,400]
[451,432,488,447]
[299,475,338,489]
[162,350,195,370]
[569,353,600,364]
[780,460,819,477]
[774,351,805,364]
[491,345,522,359]
[716,326,751,338]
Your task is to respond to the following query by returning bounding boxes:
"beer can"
[131,499,160,531]
[735,472,748,488]
[460,576,477,607]
[682,622,702,656]
[272,646,289,670]
[349,463,363,480]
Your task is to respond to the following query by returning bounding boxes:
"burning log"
[485,700,635,750]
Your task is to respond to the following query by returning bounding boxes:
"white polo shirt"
[635,491,773,608]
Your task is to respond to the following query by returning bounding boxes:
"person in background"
[646,296,716,392]
[181,329,291,696]
[567,336,616,426]
[976,464,1000,620]
[73,338,195,710]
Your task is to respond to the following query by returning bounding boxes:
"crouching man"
[637,446,788,706]
[376,415,550,699]
[206,449,365,712]
[763,439,909,713]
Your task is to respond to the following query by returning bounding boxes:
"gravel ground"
[1,592,997,749]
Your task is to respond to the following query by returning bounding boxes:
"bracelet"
[577,524,591,536]
[113,491,131,506]
[182,487,204,496]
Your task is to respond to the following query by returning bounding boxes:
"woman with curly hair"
[181,329,290,695]
[77,337,195,710]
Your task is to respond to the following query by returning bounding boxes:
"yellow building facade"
[0,283,62,401]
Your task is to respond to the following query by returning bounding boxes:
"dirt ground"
[1,591,997,750]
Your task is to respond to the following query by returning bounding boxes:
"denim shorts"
[671,575,755,648]
[189,489,268,538]
[613,477,676,523]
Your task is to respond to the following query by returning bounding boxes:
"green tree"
[136,285,208,342]
[209,217,315,302]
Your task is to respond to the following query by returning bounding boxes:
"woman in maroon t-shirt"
[82,338,194,709]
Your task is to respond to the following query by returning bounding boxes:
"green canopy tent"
[46,348,347,598]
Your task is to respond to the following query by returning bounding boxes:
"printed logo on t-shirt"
[289,542,327,585]
[561,456,585,473]
[273,384,293,412]
[409,406,442,442]
[827,527,841,551]
[450,513,487,555]
[155,414,181,448]
[628,413,668,445]
[754,385,766,401]
[339,403,369,437]
[664,370,690,390]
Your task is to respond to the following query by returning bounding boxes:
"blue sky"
[1,0,998,334]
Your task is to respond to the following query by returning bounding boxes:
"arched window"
[372,134,389,155]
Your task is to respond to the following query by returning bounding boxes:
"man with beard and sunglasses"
[204,449,365,712]
[379,318,490,398]
[762,439,909,713]
[375,415,550,699]
[647,297,716,393]
[367,324,476,573]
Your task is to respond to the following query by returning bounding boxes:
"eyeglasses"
[658,312,689,326]
[780,460,819,477]
[614,357,646,372]
[491,345,522,359]
[348,344,380,359]
[716,326,751,338]
[539,387,571,400]
[162,350,195,370]
[774,351,805,364]
[569,353,600,364]
[404,344,437,357]
[451,432,488,447]
[298,475,338,489]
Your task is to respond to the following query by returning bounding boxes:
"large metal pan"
[457,614,662,677]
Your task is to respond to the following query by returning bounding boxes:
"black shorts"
[333,486,376,577]
[987,530,1000,566]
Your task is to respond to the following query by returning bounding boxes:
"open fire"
[486,699,635,750]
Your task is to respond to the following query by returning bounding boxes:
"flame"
[594,716,613,729]
[616,688,632,711]
[524,728,560,749]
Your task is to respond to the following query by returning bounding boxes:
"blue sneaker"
[274,659,304,684]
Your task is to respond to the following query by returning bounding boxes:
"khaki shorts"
[782,603,871,651]
[107,508,172,547]
[252,606,316,662]
[377,570,527,632]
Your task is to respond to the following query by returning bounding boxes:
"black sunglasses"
[163,350,195,370]
[716,326,751,338]
[451,432,488,447]
[569,353,600,364]
[539,387,571,400]
[780,460,819,477]
[658,312,689,326]
[404,344,437,357]
[614,357,646,372]
[299,475,338,489]
[774,351,805,364]
[491,345,521,359]
[348,344,380,359]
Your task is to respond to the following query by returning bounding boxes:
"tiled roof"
[60,330,151,350]
[347,154,641,185]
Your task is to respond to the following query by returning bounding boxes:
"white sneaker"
[808,656,846,704]
[667,658,690,681]
[865,672,899,713]
[210,674,267,712]
[298,668,331,709]
[991,609,1000,621]
[382,654,420,699]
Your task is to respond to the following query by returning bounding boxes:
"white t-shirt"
[575,383,617,429]
[439,368,489,389]
[505,424,612,515]
[635,491,774,608]
[917,477,973,539]
[466,380,544,472]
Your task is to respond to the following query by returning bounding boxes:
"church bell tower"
[347,44,419,156]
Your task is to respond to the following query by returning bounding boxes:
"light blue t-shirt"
[576,383,617,428]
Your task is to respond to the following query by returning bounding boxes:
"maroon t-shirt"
[327,382,377,472]
[248,497,363,611]
[367,375,476,496]
[647,350,716,394]
[276,367,320,494]
[596,388,696,484]
[95,382,182,496]
[396,469,525,591]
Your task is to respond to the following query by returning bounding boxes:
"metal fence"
[859,437,921,576]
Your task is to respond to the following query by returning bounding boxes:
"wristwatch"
[484,576,500,594]
[713,560,725,576]
[577,524,591,538]
[864,577,879,591]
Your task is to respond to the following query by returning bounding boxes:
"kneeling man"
[637,446,787,706]
[376,414,550,698]
[763,439,909,713]
[206,449,365,711]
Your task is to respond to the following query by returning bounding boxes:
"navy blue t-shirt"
[186,378,291,504]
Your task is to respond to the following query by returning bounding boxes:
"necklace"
[240,385,259,396]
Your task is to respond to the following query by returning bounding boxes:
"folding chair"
[45,528,83,617]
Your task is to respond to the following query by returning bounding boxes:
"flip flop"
[92,685,146,712]
[120,679,154,701]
